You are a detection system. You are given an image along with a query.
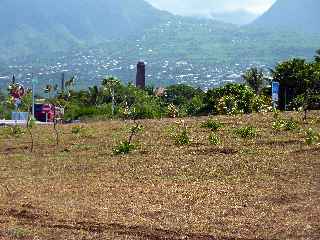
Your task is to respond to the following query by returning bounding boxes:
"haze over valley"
[0,0,319,91]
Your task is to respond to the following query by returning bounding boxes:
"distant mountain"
[252,0,319,34]
[0,0,169,60]
[2,16,319,91]
[0,0,320,90]
[210,10,258,25]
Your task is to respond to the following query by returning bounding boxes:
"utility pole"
[31,78,38,119]
[112,87,115,116]
[61,72,65,93]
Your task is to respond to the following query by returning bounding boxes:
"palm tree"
[44,84,53,99]
[242,67,266,94]
[60,76,76,100]
[88,85,101,105]
[102,76,121,115]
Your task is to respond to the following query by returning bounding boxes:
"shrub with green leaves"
[169,121,191,145]
[252,95,272,113]
[233,126,257,139]
[272,108,280,120]
[71,125,85,135]
[7,227,29,239]
[8,125,25,137]
[113,121,143,155]
[175,128,190,145]
[272,118,299,132]
[305,128,319,145]
[0,125,25,138]
[272,119,286,131]
[167,104,179,118]
[284,118,299,131]
[201,118,224,132]
[218,95,240,115]
[113,141,136,155]
[209,132,221,145]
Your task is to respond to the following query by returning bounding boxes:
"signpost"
[272,82,280,109]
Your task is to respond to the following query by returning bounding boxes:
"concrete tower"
[136,61,145,89]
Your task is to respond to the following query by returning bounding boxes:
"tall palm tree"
[88,85,101,106]
[44,84,53,99]
[102,76,121,115]
[242,67,266,94]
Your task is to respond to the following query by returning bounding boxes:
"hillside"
[210,10,258,25]
[252,0,319,34]
[0,112,320,239]
[2,16,319,90]
[1,0,320,89]
[0,0,169,60]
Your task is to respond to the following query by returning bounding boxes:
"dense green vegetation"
[272,52,320,111]
[1,51,319,122]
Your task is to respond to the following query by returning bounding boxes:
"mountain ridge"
[252,0,319,34]
[0,0,170,60]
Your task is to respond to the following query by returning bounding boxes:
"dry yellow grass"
[0,111,319,239]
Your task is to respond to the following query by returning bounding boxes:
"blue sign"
[272,82,280,108]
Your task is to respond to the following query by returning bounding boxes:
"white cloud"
[146,0,276,15]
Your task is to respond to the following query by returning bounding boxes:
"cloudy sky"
[146,0,276,15]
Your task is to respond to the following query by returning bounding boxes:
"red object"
[34,104,55,122]
[10,85,25,99]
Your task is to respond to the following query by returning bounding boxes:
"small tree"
[53,106,60,146]
[26,114,36,152]
[169,120,191,145]
[44,84,58,99]
[113,120,143,155]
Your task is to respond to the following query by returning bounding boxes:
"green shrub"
[185,95,205,116]
[201,118,224,132]
[7,227,29,239]
[252,95,272,113]
[113,141,136,155]
[218,95,240,115]
[169,121,191,145]
[205,84,256,114]
[272,108,281,120]
[284,118,299,131]
[305,128,319,145]
[71,125,85,134]
[272,119,286,131]
[113,121,143,155]
[175,128,190,145]
[272,118,299,132]
[64,104,114,121]
[234,126,257,139]
[7,125,25,137]
[209,133,221,145]
[167,104,179,118]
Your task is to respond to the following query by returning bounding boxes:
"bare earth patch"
[0,112,319,239]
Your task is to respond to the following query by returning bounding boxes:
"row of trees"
[1,50,319,121]
[243,49,320,112]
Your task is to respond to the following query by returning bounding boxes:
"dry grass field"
[0,111,319,240]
